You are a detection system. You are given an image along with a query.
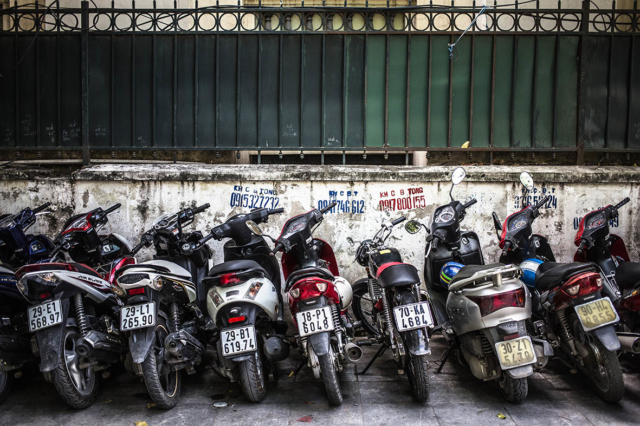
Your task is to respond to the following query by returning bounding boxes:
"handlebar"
[271,241,284,256]
[33,202,51,214]
[319,201,338,215]
[576,239,587,255]
[268,208,284,215]
[463,198,477,209]
[614,197,630,210]
[197,233,215,247]
[432,236,439,250]
[104,203,121,215]
[391,216,406,226]
[533,195,551,211]
[192,203,210,215]
[131,241,146,255]
[501,241,511,257]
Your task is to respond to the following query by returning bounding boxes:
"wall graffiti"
[229,185,280,209]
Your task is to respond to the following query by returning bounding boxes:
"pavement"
[1,336,639,426]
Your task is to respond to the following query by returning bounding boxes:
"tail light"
[220,273,241,286]
[128,287,145,296]
[229,316,246,324]
[209,270,263,287]
[622,289,640,311]
[289,278,331,301]
[61,213,92,235]
[468,288,526,317]
[39,292,51,300]
[561,273,602,298]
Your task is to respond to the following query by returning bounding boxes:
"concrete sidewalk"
[1,336,638,426]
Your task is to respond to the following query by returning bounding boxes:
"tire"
[318,350,343,406]
[141,316,181,409]
[52,327,99,409]
[0,368,12,405]
[238,347,267,402]
[570,313,624,403]
[498,374,528,403]
[406,354,430,403]
[351,279,378,336]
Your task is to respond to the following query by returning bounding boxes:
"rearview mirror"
[451,167,466,185]
[346,237,354,246]
[405,220,422,234]
[246,220,263,236]
[519,172,534,192]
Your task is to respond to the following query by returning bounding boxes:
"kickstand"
[292,360,306,376]
[355,344,387,376]
[435,342,454,374]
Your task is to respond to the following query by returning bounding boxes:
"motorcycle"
[116,203,214,409]
[406,167,548,403]
[349,215,432,402]
[0,202,55,403]
[496,172,625,403]
[196,207,289,402]
[270,201,358,405]
[574,197,640,354]
[15,203,135,409]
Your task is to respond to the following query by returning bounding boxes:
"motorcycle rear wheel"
[406,354,430,403]
[0,368,12,405]
[498,373,528,403]
[141,316,181,409]
[318,350,343,406]
[238,347,267,402]
[53,327,99,409]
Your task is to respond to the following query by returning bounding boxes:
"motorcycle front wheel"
[406,353,430,403]
[53,327,99,409]
[141,316,181,409]
[318,349,343,406]
[238,345,267,402]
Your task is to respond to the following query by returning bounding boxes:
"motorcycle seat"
[448,263,505,288]
[284,267,334,291]
[534,262,597,292]
[207,259,268,278]
[614,262,640,290]
[376,263,420,288]
[69,263,102,278]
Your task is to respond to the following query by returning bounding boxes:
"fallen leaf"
[497,413,507,420]
[461,141,470,148]
[103,400,112,404]
[135,422,148,426]
[146,403,156,409]
[288,371,295,377]
[305,401,315,405]
[297,416,313,423]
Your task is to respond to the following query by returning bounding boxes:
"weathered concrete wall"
[1,165,639,284]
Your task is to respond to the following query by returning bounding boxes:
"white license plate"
[495,336,537,370]
[575,297,619,331]
[296,306,335,337]
[120,302,156,331]
[393,302,434,332]
[28,300,63,332]
[221,325,257,357]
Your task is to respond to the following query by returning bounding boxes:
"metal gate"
[0,1,638,164]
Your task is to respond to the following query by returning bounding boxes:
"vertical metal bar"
[300,34,305,149]
[131,13,136,149]
[13,0,19,148]
[173,33,177,148]
[490,35,496,163]
[363,34,368,149]
[279,34,283,148]
[35,1,40,148]
[510,36,518,149]
[56,1,61,148]
[626,24,636,149]
[427,35,432,149]
[384,34,389,147]
[236,34,241,149]
[194,34,199,148]
[552,34,560,148]
[469,34,475,147]
[81,1,90,165]
[215,35,219,148]
[447,34,453,148]
[111,35,115,148]
[405,35,411,154]
[321,34,326,149]
[258,34,262,148]
[576,0,591,165]
[532,34,538,148]
[343,34,347,156]
[152,33,156,148]
[604,3,616,149]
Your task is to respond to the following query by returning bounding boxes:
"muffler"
[344,342,363,362]
[164,330,205,365]
[617,332,640,354]
[264,336,290,362]
[75,330,123,363]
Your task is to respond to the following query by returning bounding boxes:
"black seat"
[285,267,334,291]
[449,263,504,287]
[70,263,102,278]
[534,262,597,292]
[614,262,640,290]
[207,259,267,278]
[377,263,420,288]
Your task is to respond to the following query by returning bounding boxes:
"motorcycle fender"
[129,326,156,364]
[36,298,70,372]
[403,328,431,356]
[590,325,621,352]
[506,365,533,379]
[308,331,331,357]
[232,355,252,362]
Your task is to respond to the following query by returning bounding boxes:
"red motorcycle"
[574,197,640,354]
[271,201,359,405]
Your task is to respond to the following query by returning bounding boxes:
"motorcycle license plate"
[575,297,619,331]
[393,302,433,332]
[295,306,334,337]
[28,300,62,332]
[495,336,537,370]
[120,303,156,331]
[221,326,257,357]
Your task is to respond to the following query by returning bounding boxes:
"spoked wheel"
[406,354,430,403]
[53,327,99,409]
[498,373,528,403]
[238,345,267,402]
[351,279,378,336]
[0,368,12,405]
[141,316,181,409]
[318,348,343,406]
[570,313,624,403]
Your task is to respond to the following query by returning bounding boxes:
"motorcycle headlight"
[244,282,263,300]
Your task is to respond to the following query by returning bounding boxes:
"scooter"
[15,204,135,409]
[574,197,640,354]
[496,172,624,403]
[0,202,55,403]
[349,216,432,402]
[116,204,213,409]
[407,168,547,403]
[196,207,289,402]
[271,201,358,406]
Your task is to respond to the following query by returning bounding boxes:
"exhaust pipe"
[344,342,363,362]
[617,332,640,354]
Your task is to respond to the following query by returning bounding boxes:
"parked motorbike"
[196,207,289,402]
[15,204,135,409]
[270,202,357,405]
[496,172,625,403]
[349,216,432,402]
[116,204,214,409]
[0,202,54,403]
[574,197,640,354]
[406,168,547,403]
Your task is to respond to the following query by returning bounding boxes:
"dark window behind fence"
[0,1,638,165]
